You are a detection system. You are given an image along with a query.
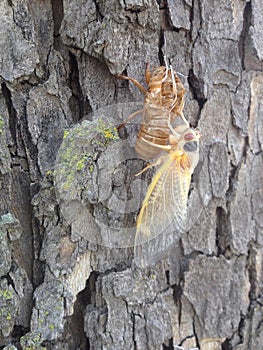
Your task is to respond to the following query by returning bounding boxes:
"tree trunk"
[0,1,262,349]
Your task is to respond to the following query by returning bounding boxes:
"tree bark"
[0,0,262,349]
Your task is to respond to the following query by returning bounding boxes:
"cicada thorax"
[147,66,186,114]
[135,66,186,160]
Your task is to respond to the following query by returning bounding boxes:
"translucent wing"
[135,150,192,246]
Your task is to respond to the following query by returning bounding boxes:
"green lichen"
[45,170,54,177]
[76,155,89,171]
[95,118,119,143]
[45,170,55,182]
[38,317,44,325]
[0,306,13,323]
[63,130,69,139]
[89,164,94,173]
[48,324,55,331]
[59,146,92,191]
[20,331,46,350]
[102,127,118,141]
[57,120,118,193]
[0,116,4,135]
[62,172,75,191]
[0,289,13,299]
[151,273,156,280]
[55,305,62,311]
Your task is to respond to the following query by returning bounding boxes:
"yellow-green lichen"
[95,118,119,143]
[151,273,156,280]
[62,172,75,191]
[0,290,13,299]
[0,116,4,135]
[20,331,45,350]
[89,164,94,172]
[63,130,69,139]
[48,324,55,331]
[57,121,118,193]
[38,317,44,325]
[102,127,119,141]
[76,155,89,171]
[0,307,13,322]
[45,170,54,181]
[6,311,12,320]
[59,147,93,190]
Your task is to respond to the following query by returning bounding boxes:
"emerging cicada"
[134,125,200,266]
[118,62,200,266]
[117,63,188,160]
[136,125,200,238]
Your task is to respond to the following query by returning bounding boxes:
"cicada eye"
[184,133,194,141]
[183,141,198,152]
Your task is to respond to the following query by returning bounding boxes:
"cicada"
[117,63,199,266]
[134,125,200,266]
[117,62,188,160]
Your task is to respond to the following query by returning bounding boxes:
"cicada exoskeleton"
[117,63,188,160]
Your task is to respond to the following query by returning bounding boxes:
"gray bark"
[0,0,262,349]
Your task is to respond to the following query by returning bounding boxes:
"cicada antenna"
[162,55,169,82]
[163,55,169,69]
[170,64,177,98]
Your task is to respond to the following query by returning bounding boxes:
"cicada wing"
[134,226,181,268]
[134,152,192,266]
[134,154,191,267]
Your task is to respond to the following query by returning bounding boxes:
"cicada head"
[169,124,189,143]
[169,126,200,173]
[169,125,200,145]
[182,128,200,173]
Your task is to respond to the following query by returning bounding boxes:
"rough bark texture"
[0,1,262,350]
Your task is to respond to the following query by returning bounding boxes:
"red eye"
[184,133,194,141]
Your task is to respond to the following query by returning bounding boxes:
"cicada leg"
[179,111,190,126]
[169,66,189,126]
[135,157,164,176]
[162,57,169,83]
[117,109,143,131]
[116,74,147,95]
[164,55,170,75]
[145,62,151,85]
